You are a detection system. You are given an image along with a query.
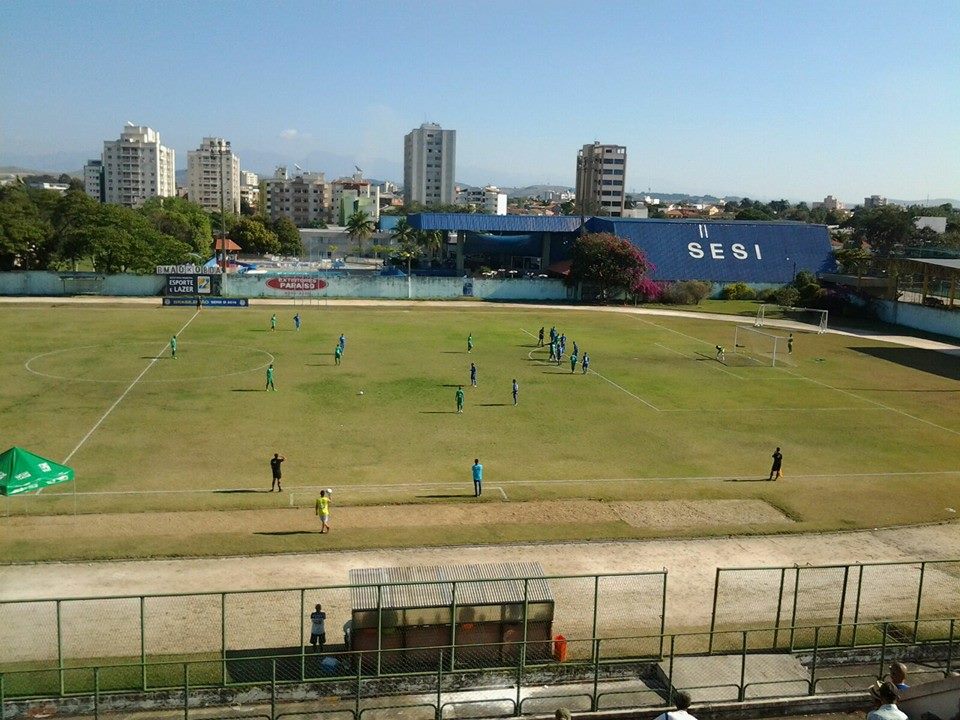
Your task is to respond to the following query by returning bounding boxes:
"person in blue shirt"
[338,334,346,352]
[294,313,301,331]
[581,352,590,374]
[472,459,483,497]
[470,362,477,387]
[572,341,579,358]
[512,379,519,405]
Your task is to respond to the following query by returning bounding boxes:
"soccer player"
[512,379,519,405]
[787,333,794,354]
[309,604,326,651]
[549,340,556,362]
[455,385,465,413]
[271,314,277,331]
[572,341,579,358]
[538,327,544,347]
[269,452,285,491]
[170,335,177,359]
[570,352,578,373]
[581,352,590,374]
[470,362,477,387]
[467,333,474,353]
[294,313,301,331]
[472,458,483,497]
[716,345,725,362]
[334,344,342,366]
[316,489,330,533]
[266,363,276,391]
[338,334,346,352]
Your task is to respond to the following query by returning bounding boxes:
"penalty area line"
[521,328,660,411]
[61,310,201,465]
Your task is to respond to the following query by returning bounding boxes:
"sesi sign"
[687,223,762,261]
[266,277,328,292]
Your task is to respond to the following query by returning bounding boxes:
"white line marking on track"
[62,310,201,464]
[522,327,660,411]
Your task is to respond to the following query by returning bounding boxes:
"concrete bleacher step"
[656,653,811,702]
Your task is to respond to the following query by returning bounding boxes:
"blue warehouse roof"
[409,213,583,233]
[586,218,834,284]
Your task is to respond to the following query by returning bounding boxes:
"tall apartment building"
[864,195,887,209]
[332,171,381,224]
[239,171,260,212]
[403,123,456,207]
[101,125,176,207]
[575,142,627,217]
[456,185,507,215]
[264,167,331,226]
[83,160,104,202]
[187,137,241,214]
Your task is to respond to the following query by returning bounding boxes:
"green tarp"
[0,447,74,496]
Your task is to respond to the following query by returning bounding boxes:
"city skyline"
[1,1,958,204]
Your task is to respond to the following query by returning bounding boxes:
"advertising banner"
[265,277,328,292]
[165,275,220,295]
[163,297,247,307]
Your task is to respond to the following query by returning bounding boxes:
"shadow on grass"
[419,410,457,414]
[849,346,960,381]
[254,531,319,536]
[214,489,271,494]
[142,356,172,360]
[724,478,773,483]
[440,351,462,354]
[440,383,462,387]
[232,388,263,392]
[479,403,510,407]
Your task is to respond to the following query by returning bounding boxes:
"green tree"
[232,217,280,255]
[52,189,101,269]
[845,206,914,257]
[418,229,445,263]
[567,232,652,302]
[390,217,415,246]
[345,210,375,257]
[0,185,53,270]
[141,197,214,258]
[271,217,303,256]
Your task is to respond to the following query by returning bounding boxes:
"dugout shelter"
[348,561,555,669]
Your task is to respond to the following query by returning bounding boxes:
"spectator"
[890,662,909,691]
[654,690,697,720]
[868,681,907,720]
[555,709,572,720]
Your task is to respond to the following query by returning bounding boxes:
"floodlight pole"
[217,144,228,274]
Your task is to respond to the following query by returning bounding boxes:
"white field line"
[655,342,743,379]
[782,368,960,437]
[659,406,884,413]
[62,310,201,464]
[521,328,660,411]
[28,471,960,501]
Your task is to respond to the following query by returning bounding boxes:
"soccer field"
[1,301,959,554]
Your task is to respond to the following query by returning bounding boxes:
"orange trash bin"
[553,634,567,662]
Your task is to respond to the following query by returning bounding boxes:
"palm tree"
[391,217,415,246]
[419,229,445,264]
[345,210,375,257]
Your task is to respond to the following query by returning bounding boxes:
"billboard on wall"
[265,277,328,292]
[583,218,834,284]
[165,275,219,295]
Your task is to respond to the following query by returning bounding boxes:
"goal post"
[755,304,828,334]
[733,325,787,366]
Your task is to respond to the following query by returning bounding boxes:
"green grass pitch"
[1,302,958,533]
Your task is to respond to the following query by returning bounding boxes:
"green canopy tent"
[0,447,74,496]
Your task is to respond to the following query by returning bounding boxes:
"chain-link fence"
[710,560,960,649]
[5,617,956,720]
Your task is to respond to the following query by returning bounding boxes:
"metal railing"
[2,617,956,720]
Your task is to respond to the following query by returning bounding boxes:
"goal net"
[732,325,788,366]
[755,304,828,334]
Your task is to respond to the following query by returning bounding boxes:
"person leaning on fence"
[868,681,907,720]
[653,690,697,720]
[555,709,572,720]
[889,662,909,691]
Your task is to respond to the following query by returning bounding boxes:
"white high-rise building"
[187,137,241,214]
[101,125,176,207]
[83,160,104,202]
[264,166,331,226]
[456,185,507,215]
[575,142,627,217]
[403,123,456,207]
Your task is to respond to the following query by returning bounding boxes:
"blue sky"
[1,0,958,203]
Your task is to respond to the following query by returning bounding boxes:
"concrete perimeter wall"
[222,274,572,301]
[0,272,165,296]
[875,300,960,339]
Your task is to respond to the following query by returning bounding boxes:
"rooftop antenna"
[125,121,135,126]
[294,163,303,173]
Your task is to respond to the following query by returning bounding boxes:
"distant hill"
[500,184,574,198]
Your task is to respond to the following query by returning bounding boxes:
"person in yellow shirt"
[315,489,330,533]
